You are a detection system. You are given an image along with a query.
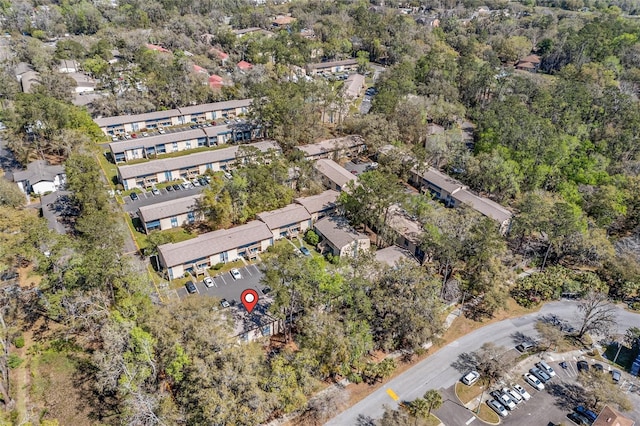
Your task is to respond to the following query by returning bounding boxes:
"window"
[261,325,271,335]
[186,140,191,149]
[172,142,178,152]
[187,211,195,224]
[170,217,178,228]
[220,252,228,263]
[165,171,172,181]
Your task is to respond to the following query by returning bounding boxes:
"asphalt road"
[175,264,266,305]
[325,301,640,425]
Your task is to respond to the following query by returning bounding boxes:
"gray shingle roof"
[117,140,280,179]
[257,204,311,230]
[95,99,253,128]
[109,128,208,153]
[158,220,272,268]
[294,190,339,214]
[138,194,202,223]
[12,160,65,184]
[414,167,465,194]
[307,58,358,70]
[297,135,365,158]
[314,159,357,189]
[314,216,368,250]
[452,189,513,224]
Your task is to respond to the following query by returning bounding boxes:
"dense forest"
[0,0,638,424]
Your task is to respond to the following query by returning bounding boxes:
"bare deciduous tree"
[577,292,617,340]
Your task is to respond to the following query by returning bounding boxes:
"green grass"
[96,152,118,188]
[455,381,484,404]
[126,215,196,253]
[603,343,637,371]
[122,144,230,166]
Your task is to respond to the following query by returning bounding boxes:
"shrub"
[13,336,24,349]
[212,263,224,270]
[304,230,320,246]
[7,354,23,369]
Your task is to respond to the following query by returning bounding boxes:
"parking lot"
[437,352,640,426]
[174,264,268,308]
[123,183,206,213]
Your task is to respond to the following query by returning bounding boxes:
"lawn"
[476,403,500,424]
[455,381,484,404]
[96,151,118,188]
[125,214,196,253]
[603,343,637,370]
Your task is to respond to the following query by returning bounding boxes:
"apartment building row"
[110,123,263,163]
[117,140,280,190]
[157,190,340,279]
[94,99,253,135]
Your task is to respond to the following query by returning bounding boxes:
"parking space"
[123,184,206,212]
[176,264,266,308]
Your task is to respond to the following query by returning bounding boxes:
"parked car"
[504,387,523,404]
[568,412,592,426]
[611,369,622,383]
[203,277,214,288]
[300,246,311,256]
[487,400,508,417]
[524,373,544,391]
[192,179,200,187]
[537,361,556,377]
[158,127,166,134]
[130,192,139,201]
[181,181,192,189]
[577,360,589,373]
[461,371,480,386]
[495,392,517,410]
[185,281,197,294]
[220,299,230,308]
[530,367,551,383]
[172,184,181,191]
[593,363,604,372]
[151,187,160,196]
[198,177,208,186]
[512,384,531,401]
[230,268,242,280]
[516,341,536,352]
[131,133,137,138]
[575,406,598,422]
[141,132,149,137]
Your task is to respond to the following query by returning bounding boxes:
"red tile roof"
[237,60,253,71]
[209,47,229,61]
[146,43,170,53]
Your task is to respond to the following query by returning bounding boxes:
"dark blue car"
[576,406,597,422]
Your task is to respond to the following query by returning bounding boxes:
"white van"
[462,371,480,386]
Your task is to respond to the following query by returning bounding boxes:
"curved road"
[326,300,640,425]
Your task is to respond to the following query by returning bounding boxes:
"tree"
[0,175,25,208]
[423,389,443,416]
[576,292,617,340]
[535,320,566,351]
[623,326,640,350]
[577,369,632,411]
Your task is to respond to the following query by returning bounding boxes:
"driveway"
[325,301,640,425]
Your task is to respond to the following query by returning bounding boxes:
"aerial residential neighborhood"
[0,0,639,425]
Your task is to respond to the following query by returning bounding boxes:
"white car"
[141,132,149,137]
[512,384,531,401]
[230,268,242,280]
[487,399,508,417]
[524,372,544,391]
[537,361,556,377]
[496,392,517,410]
[203,277,214,288]
[461,371,480,386]
[504,387,523,404]
[158,127,166,134]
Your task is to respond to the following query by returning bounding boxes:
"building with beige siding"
[294,189,339,221]
[95,99,253,135]
[138,194,202,233]
[158,220,273,279]
[314,159,357,192]
[314,216,370,258]
[257,203,312,240]
[117,140,280,190]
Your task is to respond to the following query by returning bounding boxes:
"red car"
[131,133,138,138]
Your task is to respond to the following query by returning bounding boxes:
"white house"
[12,160,66,195]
